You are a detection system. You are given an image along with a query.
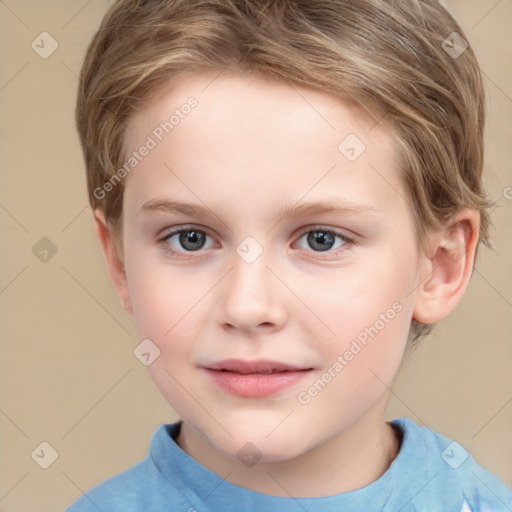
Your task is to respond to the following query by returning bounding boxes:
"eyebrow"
[139,198,380,221]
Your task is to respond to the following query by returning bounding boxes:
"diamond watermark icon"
[444,237,466,263]
[236,236,263,264]
[31,32,59,59]
[338,133,366,162]
[441,441,468,469]
[32,237,58,263]
[134,338,161,366]
[237,442,263,468]
[442,32,468,59]
[31,441,58,469]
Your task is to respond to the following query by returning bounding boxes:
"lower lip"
[204,369,311,398]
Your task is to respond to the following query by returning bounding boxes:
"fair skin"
[93,72,480,498]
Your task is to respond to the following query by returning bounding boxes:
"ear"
[413,208,480,324]
[92,208,133,316]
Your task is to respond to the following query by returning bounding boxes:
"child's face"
[118,72,426,461]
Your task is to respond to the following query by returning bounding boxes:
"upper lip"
[205,359,312,374]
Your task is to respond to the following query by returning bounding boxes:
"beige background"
[0,1,511,510]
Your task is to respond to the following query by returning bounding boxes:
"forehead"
[126,71,386,151]
[122,72,408,224]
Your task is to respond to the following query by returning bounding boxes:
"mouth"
[203,359,313,398]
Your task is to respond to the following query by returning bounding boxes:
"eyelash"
[156,225,357,260]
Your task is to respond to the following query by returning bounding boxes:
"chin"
[202,420,309,465]
[225,438,305,465]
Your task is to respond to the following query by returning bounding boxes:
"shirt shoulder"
[65,426,191,512]
[64,457,182,512]
[391,418,512,512]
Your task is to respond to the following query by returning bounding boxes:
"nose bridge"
[220,236,285,329]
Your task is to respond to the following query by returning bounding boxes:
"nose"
[219,248,287,333]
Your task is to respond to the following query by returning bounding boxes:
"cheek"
[304,245,414,375]
[125,246,199,336]
[296,277,410,422]
[306,253,412,329]
[129,279,176,339]
[124,268,197,397]
[125,252,205,408]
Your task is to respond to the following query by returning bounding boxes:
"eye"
[157,225,356,260]
[295,226,355,255]
[158,226,215,257]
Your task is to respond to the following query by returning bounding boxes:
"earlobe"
[413,209,480,325]
[92,208,133,316]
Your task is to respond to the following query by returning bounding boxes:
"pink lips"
[204,359,313,398]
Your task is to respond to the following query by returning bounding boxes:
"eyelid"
[159,223,214,239]
[295,224,355,241]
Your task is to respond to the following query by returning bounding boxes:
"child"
[67,0,512,510]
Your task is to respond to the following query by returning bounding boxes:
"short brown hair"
[76,0,495,345]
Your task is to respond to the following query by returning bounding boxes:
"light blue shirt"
[66,417,512,511]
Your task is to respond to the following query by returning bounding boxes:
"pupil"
[308,231,334,252]
[180,230,205,250]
